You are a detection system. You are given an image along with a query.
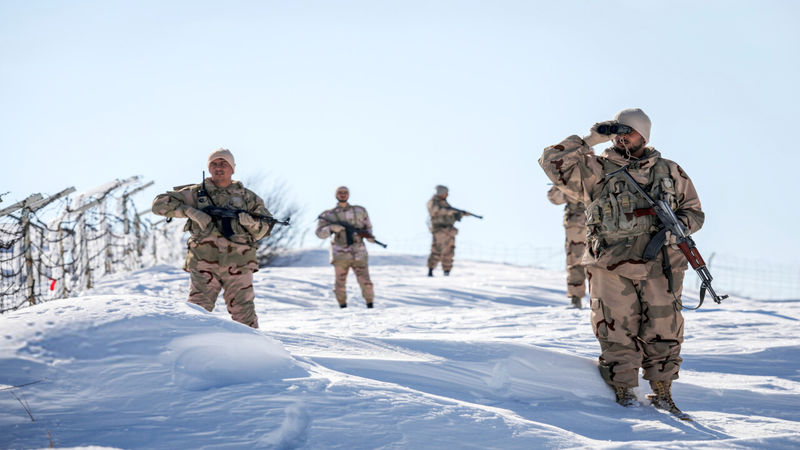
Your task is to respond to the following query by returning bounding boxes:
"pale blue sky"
[3,0,799,267]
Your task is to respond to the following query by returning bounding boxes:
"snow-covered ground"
[2,249,799,449]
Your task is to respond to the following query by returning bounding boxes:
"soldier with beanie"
[427,185,465,277]
[539,108,705,415]
[315,186,376,308]
[151,148,273,328]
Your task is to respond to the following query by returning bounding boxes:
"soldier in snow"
[547,185,588,309]
[315,186,375,308]
[539,108,704,415]
[152,148,273,328]
[426,185,464,277]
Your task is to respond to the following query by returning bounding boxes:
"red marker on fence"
[49,279,57,291]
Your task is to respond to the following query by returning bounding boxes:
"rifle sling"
[634,208,656,217]
[660,245,674,294]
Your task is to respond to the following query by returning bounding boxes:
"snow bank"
[2,252,799,449]
[166,332,306,390]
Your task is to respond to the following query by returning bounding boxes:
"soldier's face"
[209,159,234,186]
[336,190,349,202]
[613,130,646,156]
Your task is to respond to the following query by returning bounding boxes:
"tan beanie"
[614,108,652,143]
[208,148,235,170]
[435,185,448,196]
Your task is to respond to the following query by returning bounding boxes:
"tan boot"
[647,380,689,419]
[614,386,638,407]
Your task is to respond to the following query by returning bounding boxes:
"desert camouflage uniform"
[316,204,374,306]
[152,178,272,328]
[427,195,463,272]
[539,136,704,388]
[547,186,587,300]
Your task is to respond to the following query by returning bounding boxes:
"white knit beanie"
[614,108,652,143]
[208,148,235,170]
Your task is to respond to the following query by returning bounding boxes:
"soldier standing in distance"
[539,108,704,415]
[151,148,273,328]
[315,186,375,308]
[547,185,588,309]
[426,185,464,277]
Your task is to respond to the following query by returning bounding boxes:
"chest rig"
[586,157,676,254]
[186,176,253,245]
[430,198,458,229]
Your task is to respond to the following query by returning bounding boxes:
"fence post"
[21,211,35,306]
[103,203,113,275]
[57,220,68,298]
[122,181,154,235]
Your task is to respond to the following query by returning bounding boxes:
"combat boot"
[614,386,638,407]
[428,268,434,277]
[647,380,684,415]
[569,296,582,309]
[444,270,450,276]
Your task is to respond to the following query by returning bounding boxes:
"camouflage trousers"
[588,267,684,388]
[188,261,259,329]
[565,224,587,299]
[427,227,457,271]
[333,260,374,306]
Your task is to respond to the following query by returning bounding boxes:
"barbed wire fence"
[2,177,147,312]
[1,177,304,314]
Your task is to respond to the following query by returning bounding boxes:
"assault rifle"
[317,215,388,248]
[202,206,290,226]
[202,206,290,239]
[606,165,727,308]
[447,207,483,220]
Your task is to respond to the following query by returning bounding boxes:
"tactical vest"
[585,157,677,256]
[429,198,458,229]
[321,205,369,248]
[179,182,257,246]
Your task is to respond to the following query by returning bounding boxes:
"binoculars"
[596,123,633,135]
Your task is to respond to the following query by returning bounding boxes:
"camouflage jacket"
[427,196,463,231]
[316,203,372,263]
[547,185,586,229]
[539,135,704,279]
[152,178,272,271]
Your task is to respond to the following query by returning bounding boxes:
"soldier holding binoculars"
[539,108,705,416]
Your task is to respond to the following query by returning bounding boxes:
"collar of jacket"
[204,178,243,193]
[601,147,662,170]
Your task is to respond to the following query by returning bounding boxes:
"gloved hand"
[184,207,212,230]
[329,224,345,233]
[582,121,615,147]
[665,230,680,245]
[238,212,259,229]
[367,236,376,243]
